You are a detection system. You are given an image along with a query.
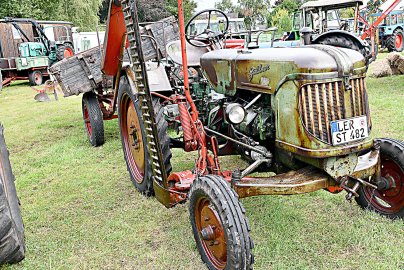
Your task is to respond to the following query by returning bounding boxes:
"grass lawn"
[0,54,403,270]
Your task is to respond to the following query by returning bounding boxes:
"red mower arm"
[101,1,128,76]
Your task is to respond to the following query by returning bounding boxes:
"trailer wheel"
[386,29,404,52]
[117,76,172,196]
[189,175,254,270]
[0,124,25,265]
[356,138,404,219]
[28,70,43,86]
[82,92,105,147]
[56,44,74,61]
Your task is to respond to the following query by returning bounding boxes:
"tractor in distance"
[368,9,404,52]
[286,0,372,62]
[52,0,404,268]
[0,18,74,89]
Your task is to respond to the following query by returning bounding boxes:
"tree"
[267,0,303,29]
[271,8,290,34]
[165,0,197,22]
[238,0,271,28]
[0,0,103,31]
[215,0,239,14]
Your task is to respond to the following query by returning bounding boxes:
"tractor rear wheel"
[56,44,74,61]
[189,175,254,270]
[386,29,404,52]
[82,92,105,147]
[0,124,25,265]
[314,34,370,64]
[117,75,172,196]
[28,70,43,86]
[356,138,404,219]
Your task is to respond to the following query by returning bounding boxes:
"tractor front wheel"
[356,138,404,219]
[0,124,25,265]
[189,175,254,270]
[28,70,43,86]
[82,92,105,147]
[117,75,172,196]
[387,29,404,52]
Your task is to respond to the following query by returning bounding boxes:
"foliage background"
[0,0,196,31]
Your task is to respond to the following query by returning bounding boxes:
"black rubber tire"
[355,138,404,219]
[314,34,370,64]
[189,175,254,270]
[0,124,25,265]
[386,29,404,52]
[28,70,43,86]
[117,75,172,196]
[56,43,74,62]
[82,92,105,147]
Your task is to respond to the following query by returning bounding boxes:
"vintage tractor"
[51,0,404,268]
[285,0,372,61]
[0,124,25,265]
[368,9,404,52]
[0,18,74,88]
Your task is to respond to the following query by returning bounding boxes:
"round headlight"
[226,103,245,125]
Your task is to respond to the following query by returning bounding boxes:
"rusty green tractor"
[50,1,403,269]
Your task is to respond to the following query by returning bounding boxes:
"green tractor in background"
[0,18,74,89]
[284,0,371,62]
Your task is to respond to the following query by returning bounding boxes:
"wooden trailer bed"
[49,16,179,97]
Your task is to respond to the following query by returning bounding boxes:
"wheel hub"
[121,95,145,183]
[130,124,140,149]
[83,104,92,136]
[196,198,227,269]
[364,157,404,213]
[396,34,403,49]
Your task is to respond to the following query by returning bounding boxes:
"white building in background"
[72,27,105,54]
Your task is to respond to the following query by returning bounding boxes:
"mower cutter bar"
[121,0,168,188]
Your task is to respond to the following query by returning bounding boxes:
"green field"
[0,55,403,269]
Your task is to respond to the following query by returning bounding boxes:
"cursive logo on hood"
[249,64,271,81]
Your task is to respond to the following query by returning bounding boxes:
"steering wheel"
[185,9,229,48]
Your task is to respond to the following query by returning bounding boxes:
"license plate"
[331,116,369,145]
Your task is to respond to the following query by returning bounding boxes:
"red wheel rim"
[363,155,404,214]
[396,34,403,50]
[64,47,74,58]
[34,72,42,85]
[120,94,145,183]
[195,197,227,269]
[83,103,92,137]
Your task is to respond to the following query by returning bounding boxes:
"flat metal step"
[233,166,330,198]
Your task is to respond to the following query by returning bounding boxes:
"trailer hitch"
[340,176,378,201]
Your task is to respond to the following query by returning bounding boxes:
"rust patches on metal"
[275,138,374,158]
[307,85,316,136]
[234,166,330,198]
[335,81,342,119]
[321,83,331,140]
[314,84,323,140]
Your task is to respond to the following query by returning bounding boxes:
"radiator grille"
[299,77,370,144]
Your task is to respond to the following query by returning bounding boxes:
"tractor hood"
[200,46,366,95]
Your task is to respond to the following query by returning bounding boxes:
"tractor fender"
[313,31,367,47]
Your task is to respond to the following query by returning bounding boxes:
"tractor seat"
[166,40,209,67]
